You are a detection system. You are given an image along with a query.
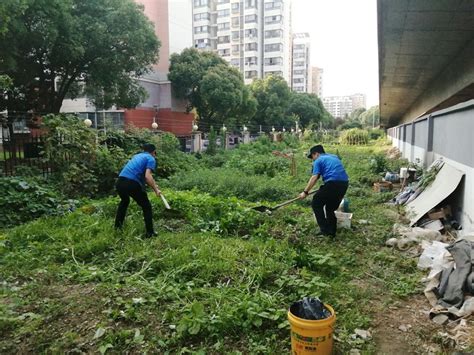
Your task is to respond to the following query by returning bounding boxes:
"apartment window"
[218,35,230,44]
[245,14,258,23]
[245,56,258,65]
[245,0,257,9]
[231,2,240,13]
[293,78,304,84]
[294,87,304,92]
[265,70,283,77]
[265,15,282,24]
[294,60,305,67]
[294,44,305,50]
[218,22,230,30]
[265,1,282,10]
[231,58,240,67]
[245,28,258,38]
[218,48,230,56]
[217,9,230,17]
[232,44,240,54]
[217,0,230,3]
[264,57,282,65]
[232,17,240,27]
[293,69,304,75]
[194,25,210,34]
[264,29,282,38]
[195,38,210,48]
[264,43,282,52]
[232,31,240,40]
[245,70,258,79]
[294,52,306,58]
[245,42,258,51]
[194,12,210,21]
[194,0,208,7]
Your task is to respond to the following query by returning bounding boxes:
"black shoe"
[145,231,158,238]
[315,230,328,237]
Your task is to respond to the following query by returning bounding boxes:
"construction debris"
[352,329,372,340]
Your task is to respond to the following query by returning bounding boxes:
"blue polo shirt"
[119,152,156,186]
[312,154,349,183]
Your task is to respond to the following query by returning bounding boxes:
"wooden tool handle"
[273,190,317,209]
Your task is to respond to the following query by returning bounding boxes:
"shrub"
[224,153,290,177]
[339,128,369,145]
[164,168,298,202]
[368,129,385,140]
[38,116,196,198]
[0,176,62,228]
[368,154,388,174]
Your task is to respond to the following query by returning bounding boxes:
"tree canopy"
[359,106,380,127]
[287,92,332,128]
[0,0,160,115]
[169,48,256,129]
[249,75,292,129]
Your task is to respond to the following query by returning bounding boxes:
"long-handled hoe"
[252,190,316,214]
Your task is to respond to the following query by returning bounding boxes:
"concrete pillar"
[272,133,278,142]
[425,115,435,168]
[191,132,202,153]
[243,131,250,144]
[224,133,229,149]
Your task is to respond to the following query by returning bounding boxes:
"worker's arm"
[299,174,320,199]
[145,168,161,196]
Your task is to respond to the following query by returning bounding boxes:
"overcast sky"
[292,0,379,107]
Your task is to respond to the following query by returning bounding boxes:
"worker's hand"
[155,189,161,196]
[299,192,307,200]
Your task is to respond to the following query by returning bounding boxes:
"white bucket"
[335,211,353,229]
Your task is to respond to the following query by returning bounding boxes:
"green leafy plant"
[339,128,369,145]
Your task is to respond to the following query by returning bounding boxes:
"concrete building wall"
[291,33,311,93]
[387,100,474,234]
[169,0,193,55]
[311,66,323,97]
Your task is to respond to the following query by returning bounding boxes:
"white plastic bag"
[417,241,449,269]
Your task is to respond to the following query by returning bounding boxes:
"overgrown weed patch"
[0,142,426,353]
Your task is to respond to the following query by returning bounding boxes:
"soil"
[371,294,474,354]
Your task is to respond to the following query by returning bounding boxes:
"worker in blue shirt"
[115,143,161,237]
[299,144,349,237]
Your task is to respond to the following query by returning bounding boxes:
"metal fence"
[0,133,54,177]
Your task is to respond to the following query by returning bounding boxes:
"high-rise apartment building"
[311,66,323,97]
[322,93,367,119]
[291,33,311,93]
[192,0,292,84]
[350,93,367,110]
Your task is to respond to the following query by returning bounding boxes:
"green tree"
[287,92,330,128]
[249,75,291,129]
[349,107,366,122]
[359,106,380,127]
[169,48,255,129]
[0,75,12,92]
[0,0,160,115]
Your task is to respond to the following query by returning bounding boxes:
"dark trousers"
[115,177,154,234]
[311,181,348,236]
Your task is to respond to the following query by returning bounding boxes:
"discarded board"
[406,163,464,226]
